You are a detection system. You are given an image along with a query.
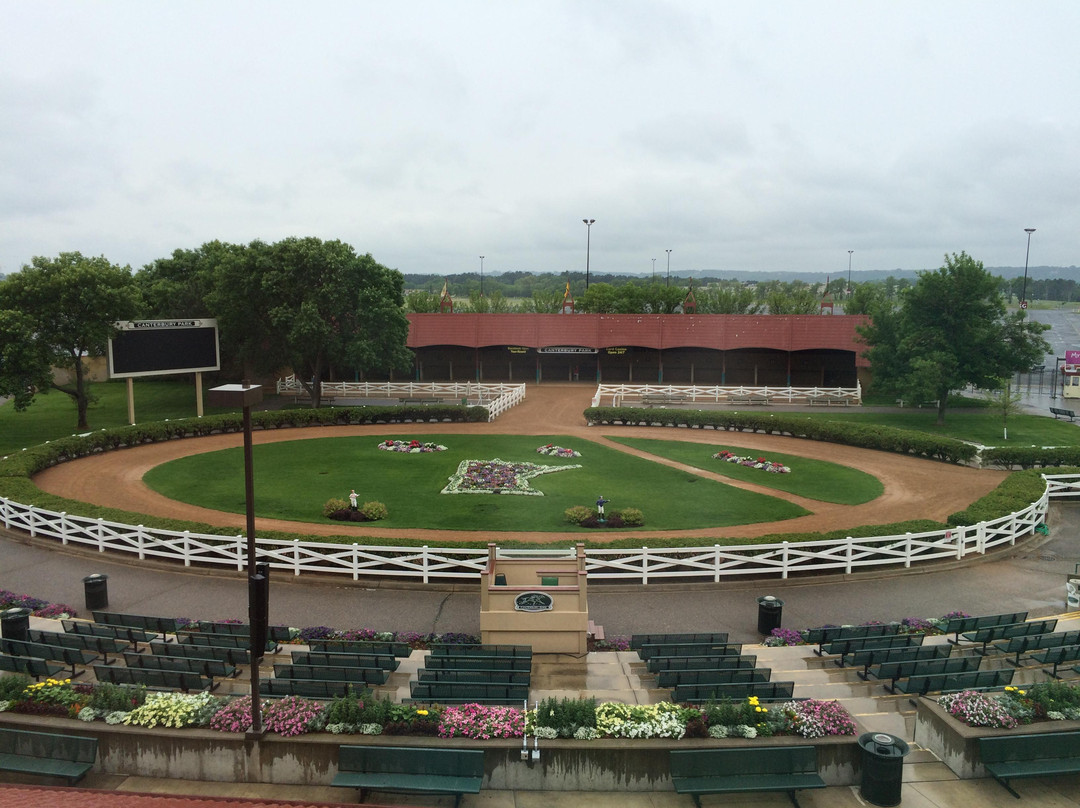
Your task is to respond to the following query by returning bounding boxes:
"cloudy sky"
[2,1,1078,280]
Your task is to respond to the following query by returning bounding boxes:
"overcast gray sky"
[2,1,1077,280]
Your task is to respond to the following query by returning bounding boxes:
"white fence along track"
[590,383,862,408]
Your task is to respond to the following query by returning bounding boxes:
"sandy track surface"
[32,384,1006,543]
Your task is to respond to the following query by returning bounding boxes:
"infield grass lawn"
[142,434,810,532]
[605,437,883,505]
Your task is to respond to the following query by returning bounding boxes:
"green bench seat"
[150,640,249,666]
[0,653,64,680]
[821,633,923,659]
[993,630,1080,666]
[893,667,1013,697]
[273,663,389,686]
[94,663,212,692]
[291,651,399,671]
[630,632,729,651]
[422,654,532,672]
[29,628,128,664]
[0,728,98,785]
[418,668,531,685]
[637,642,743,661]
[92,610,181,636]
[646,653,757,674]
[63,618,158,651]
[1,638,99,677]
[332,745,484,808]
[308,638,412,657]
[942,611,1028,644]
[429,643,531,658]
[806,623,899,655]
[960,618,1058,654]
[407,681,529,705]
[657,666,771,688]
[669,746,825,808]
[672,680,795,704]
[124,651,237,685]
[978,731,1080,798]
[868,655,981,693]
[260,678,360,699]
[1034,645,1080,678]
[843,643,952,679]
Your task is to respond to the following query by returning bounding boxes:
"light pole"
[582,219,595,290]
[665,249,672,286]
[206,381,266,738]
[479,255,484,298]
[652,258,656,280]
[847,250,853,296]
[1021,228,1036,310]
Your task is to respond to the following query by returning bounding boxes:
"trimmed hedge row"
[946,466,1079,527]
[584,406,977,464]
[982,446,1080,470]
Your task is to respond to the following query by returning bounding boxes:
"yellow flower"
[416,709,429,716]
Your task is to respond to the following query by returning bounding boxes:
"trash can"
[83,573,109,611]
[0,607,31,642]
[756,595,784,636]
[858,731,910,807]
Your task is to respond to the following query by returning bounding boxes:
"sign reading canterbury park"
[108,319,221,378]
[514,591,554,612]
[537,346,597,354]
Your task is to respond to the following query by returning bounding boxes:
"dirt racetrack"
[32,384,1007,544]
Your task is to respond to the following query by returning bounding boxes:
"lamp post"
[479,256,484,298]
[582,219,595,290]
[665,249,672,286]
[206,381,265,737]
[652,258,657,280]
[847,250,853,296]
[1021,228,1036,310]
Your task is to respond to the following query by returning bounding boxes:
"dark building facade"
[402,313,870,387]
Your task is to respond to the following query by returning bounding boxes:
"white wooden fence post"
[782,541,789,579]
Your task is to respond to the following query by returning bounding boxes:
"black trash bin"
[858,731,910,807]
[0,607,32,642]
[756,595,784,636]
[83,573,109,611]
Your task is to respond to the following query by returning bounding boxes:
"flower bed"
[441,458,581,495]
[938,682,1080,728]
[536,444,581,458]
[712,449,790,473]
[378,439,447,453]
[0,588,78,619]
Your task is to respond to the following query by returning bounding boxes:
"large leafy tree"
[0,252,138,428]
[860,252,1050,425]
[209,237,412,407]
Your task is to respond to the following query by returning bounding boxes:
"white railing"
[275,376,525,423]
[591,383,862,408]
[1,473,1069,585]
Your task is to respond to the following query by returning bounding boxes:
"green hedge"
[946,466,1080,526]
[982,446,1080,469]
[584,407,976,464]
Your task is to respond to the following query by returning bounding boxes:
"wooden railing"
[590,383,862,408]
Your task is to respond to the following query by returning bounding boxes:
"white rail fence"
[2,474,1073,585]
[276,376,525,422]
[590,383,862,408]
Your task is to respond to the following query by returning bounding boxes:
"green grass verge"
[605,437,883,504]
[142,434,810,532]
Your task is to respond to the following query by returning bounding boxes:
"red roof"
[408,313,869,365]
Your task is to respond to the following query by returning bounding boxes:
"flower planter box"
[914,696,1080,779]
[0,712,862,791]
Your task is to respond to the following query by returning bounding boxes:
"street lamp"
[847,250,854,296]
[206,381,266,737]
[665,249,672,286]
[1021,228,1036,311]
[652,258,656,280]
[582,219,595,290]
[479,255,484,298]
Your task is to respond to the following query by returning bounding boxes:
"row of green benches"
[406,644,533,705]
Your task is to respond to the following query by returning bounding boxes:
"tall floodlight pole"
[583,219,595,290]
[1021,228,1036,311]
[847,250,854,295]
[665,249,672,286]
[206,382,265,737]
[652,258,657,280]
[479,255,484,298]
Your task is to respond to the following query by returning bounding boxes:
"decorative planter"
[914,696,1080,779]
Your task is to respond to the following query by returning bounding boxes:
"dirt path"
[32,384,1007,543]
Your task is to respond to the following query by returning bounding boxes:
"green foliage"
[89,682,147,712]
[360,501,388,520]
[947,468,1073,526]
[533,696,597,737]
[564,505,593,524]
[323,498,349,517]
[0,674,32,701]
[617,507,644,526]
[322,687,371,725]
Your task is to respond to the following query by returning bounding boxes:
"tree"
[0,252,138,429]
[404,290,440,313]
[695,284,763,314]
[860,252,1050,425]
[208,238,412,408]
[0,309,53,410]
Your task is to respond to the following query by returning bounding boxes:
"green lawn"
[605,437,883,504]
[142,434,809,532]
